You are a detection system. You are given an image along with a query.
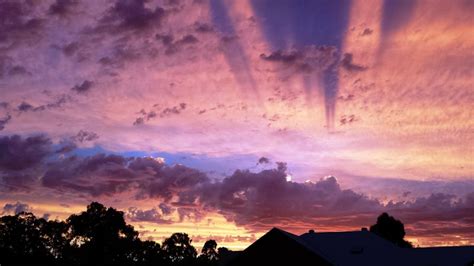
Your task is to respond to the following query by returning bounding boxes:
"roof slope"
[300,230,405,266]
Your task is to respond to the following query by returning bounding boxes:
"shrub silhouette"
[370,212,413,248]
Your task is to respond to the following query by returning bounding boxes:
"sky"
[0,0,473,249]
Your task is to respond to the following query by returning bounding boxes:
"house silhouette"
[223,228,474,266]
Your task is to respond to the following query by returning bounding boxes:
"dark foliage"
[0,202,223,266]
[370,212,413,248]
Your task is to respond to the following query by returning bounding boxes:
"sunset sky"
[0,0,473,249]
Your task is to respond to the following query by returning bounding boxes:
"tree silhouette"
[67,202,141,265]
[198,239,219,266]
[161,233,198,266]
[0,201,228,266]
[370,212,413,248]
[0,212,53,264]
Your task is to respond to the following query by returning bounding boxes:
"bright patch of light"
[147,156,165,164]
[285,174,292,182]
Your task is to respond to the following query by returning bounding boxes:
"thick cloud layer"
[1,134,472,240]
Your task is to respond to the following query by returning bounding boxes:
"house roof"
[300,230,406,266]
[226,228,474,266]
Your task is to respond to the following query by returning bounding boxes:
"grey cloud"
[72,130,99,143]
[127,207,173,224]
[0,1,43,44]
[2,201,31,215]
[49,0,78,16]
[0,135,52,171]
[156,34,199,55]
[257,157,270,164]
[0,135,52,190]
[62,42,80,56]
[0,114,11,131]
[98,0,165,32]
[71,80,93,94]
[16,95,70,113]
[194,22,214,33]
[340,53,367,72]
[1,134,472,235]
[133,103,187,126]
[260,45,338,74]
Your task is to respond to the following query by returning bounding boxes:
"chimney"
[361,227,368,232]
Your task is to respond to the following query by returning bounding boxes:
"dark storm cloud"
[98,0,165,32]
[2,201,31,215]
[126,207,173,224]
[49,0,78,16]
[71,80,93,94]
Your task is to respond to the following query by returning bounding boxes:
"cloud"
[156,33,199,55]
[1,134,472,241]
[260,45,338,74]
[0,114,11,131]
[0,135,53,190]
[42,154,138,196]
[72,130,99,143]
[49,0,78,16]
[98,0,165,32]
[0,135,52,171]
[126,206,173,224]
[71,80,93,94]
[194,22,214,33]
[16,95,70,113]
[0,57,31,78]
[133,103,187,126]
[257,157,270,164]
[0,1,43,44]
[2,201,31,215]
[340,53,367,72]
[62,42,80,56]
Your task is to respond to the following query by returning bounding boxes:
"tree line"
[0,202,227,266]
[0,201,412,266]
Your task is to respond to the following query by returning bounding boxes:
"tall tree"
[370,212,413,248]
[161,233,197,266]
[67,202,140,265]
[198,239,219,266]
